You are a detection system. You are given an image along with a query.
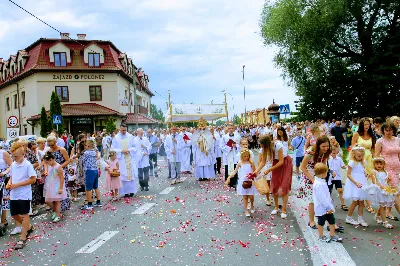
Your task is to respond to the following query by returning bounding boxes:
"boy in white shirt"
[328,147,347,210]
[312,163,343,243]
[7,143,36,249]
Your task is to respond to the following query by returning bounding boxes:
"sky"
[0,0,298,118]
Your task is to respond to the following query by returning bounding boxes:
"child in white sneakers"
[7,143,36,249]
[313,163,343,243]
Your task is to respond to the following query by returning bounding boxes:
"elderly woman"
[46,135,71,212]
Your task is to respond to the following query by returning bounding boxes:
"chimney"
[77,34,86,40]
[60,33,70,39]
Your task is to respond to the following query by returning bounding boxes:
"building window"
[88,53,100,67]
[55,86,69,102]
[6,97,10,111]
[13,94,18,109]
[54,52,67,67]
[24,127,28,135]
[89,86,102,101]
[18,60,23,72]
[21,91,26,106]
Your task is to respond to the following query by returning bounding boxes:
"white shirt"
[57,138,65,148]
[10,159,36,200]
[274,141,288,158]
[264,126,273,136]
[134,136,152,168]
[312,177,334,216]
[328,156,345,184]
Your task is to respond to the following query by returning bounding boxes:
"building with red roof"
[0,33,158,138]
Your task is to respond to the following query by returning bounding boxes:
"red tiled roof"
[27,103,124,120]
[123,113,159,124]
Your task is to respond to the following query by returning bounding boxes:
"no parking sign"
[7,128,19,140]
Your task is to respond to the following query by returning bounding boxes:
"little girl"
[67,158,78,202]
[44,151,67,222]
[105,151,121,201]
[259,147,272,206]
[343,145,369,227]
[370,157,394,229]
[225,149,256,217]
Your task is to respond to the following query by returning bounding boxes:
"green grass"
[342,147,349,165]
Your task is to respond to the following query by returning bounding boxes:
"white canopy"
[165,104,227,123]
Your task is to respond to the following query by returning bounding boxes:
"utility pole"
[242,65,246,125]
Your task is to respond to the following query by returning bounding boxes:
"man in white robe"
[111,124,139,197]
[134,128,152,191]
[220,124,241,188]
[192,121,215,181]
[165,125,185,185]
[180,127,192,174]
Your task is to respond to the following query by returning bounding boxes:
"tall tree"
[232,114,242,125]
[49,91,64,134]
[260,0,400,119]
[105,117,117,133]
[150,103,165,122]
[39,106,50,137]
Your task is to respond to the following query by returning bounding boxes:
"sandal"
[367,207,375,213]
[375,215,383,224]
[26,225,35,239]
[382,222,393,229]
[386,215,399,221]
[341,205,349,211]
[14,239,26,250]
[53,216,61,223]
[308,222,317,229]
[170,180,177,185]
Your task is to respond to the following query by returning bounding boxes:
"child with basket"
[105,151,121,201]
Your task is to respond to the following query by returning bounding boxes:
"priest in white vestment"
[165,125,185,185]
[220,124,241,188]
[192,119,215,181]
[180,127,192,173]
[111,124,139,197]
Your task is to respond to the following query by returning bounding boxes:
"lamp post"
[242,65,246,124]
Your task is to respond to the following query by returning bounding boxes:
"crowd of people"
[0,115,399,249]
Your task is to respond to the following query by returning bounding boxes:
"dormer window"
[88,53,100,67]
[54,52,67,67]
[18,60,23,72]
[10,65,15,75]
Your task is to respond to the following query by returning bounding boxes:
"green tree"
[260,0,400,119]
[39,106,50,137]
[150,103,165,123]
[232,114,242,125]
[215,119,225,126]
[49,91,64,134]
[105,117,117,133]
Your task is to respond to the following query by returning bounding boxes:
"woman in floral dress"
[0,145,12,225]
[297,136,331,229]
[375,122,400,221]
[46,135,71,212]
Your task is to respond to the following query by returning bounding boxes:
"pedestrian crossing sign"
[53,114,62,125]
[279,104,290,114]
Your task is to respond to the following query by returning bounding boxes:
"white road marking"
[290,179,356,266]
[76,231,119,254]
[159,187,175,195]
[132,203,155,214]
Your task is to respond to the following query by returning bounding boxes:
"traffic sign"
[7,116,18,127]
[53,115,62,125]
[279,104,290,114]
[7,128,19,140]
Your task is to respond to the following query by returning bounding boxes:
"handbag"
[110,170,120,177]
[242,180,253,189]
[254,177,270,195]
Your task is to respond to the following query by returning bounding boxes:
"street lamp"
[242,65,246,115]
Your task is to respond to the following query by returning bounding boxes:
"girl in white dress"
[344,145,369,227]
[370,157,394,229]
[225,149,256,217]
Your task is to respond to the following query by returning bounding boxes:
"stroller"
[0,176,8,236]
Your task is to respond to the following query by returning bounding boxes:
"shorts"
[10,200,31,216]
[295,156,304,167]
[85,170,99,191]
[317,213,336,226]
[328,180,343,193]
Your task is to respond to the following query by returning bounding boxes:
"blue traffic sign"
[279,104,290,114]
[53,114,62,125]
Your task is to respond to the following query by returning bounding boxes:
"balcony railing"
[134,105,148,115]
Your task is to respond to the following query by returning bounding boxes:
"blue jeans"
[138,167,150,188]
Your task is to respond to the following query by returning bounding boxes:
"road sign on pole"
[53,115,62,125]
[7,128,19,140]
[279,104,290,115]
[7,116,19,128]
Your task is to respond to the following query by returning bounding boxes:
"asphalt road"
[0,153,398,266]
